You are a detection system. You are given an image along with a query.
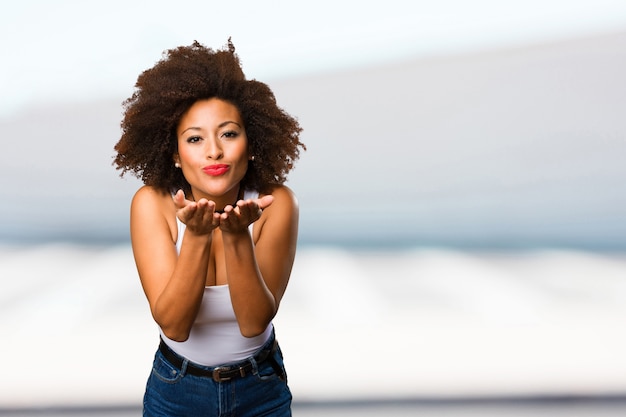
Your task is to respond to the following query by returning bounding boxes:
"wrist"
[220,228,251,244]
[183,228,214,242]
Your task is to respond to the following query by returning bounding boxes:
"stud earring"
[175,162,181,168]
[250,156,255,162]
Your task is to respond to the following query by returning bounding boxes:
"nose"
[205,137,223,160]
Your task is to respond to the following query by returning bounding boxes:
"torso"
[158,189,272,366]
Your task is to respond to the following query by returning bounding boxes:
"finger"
[173,189,186,209]
[235,200,257,220]
[257,195,274,210]
[198,199,219,224]
[221,206,245,227]
[222,204,236,217]
[212,212,221,228]
[219,206,233,222]
[219,211,232,228]
[239,200,263,223]
[235,200,250,217]
[228,203,242,216]
[195,198,209,216]
[206,200,216,215]
[205,201,218,225]
[177,201,197,223]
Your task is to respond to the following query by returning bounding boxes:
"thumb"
[173,189,187,209]
[257,194,274,210]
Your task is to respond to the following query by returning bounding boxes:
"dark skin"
[130,99,299,341]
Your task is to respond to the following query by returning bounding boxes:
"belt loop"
[249,355,260,376]
[180,358,190,376]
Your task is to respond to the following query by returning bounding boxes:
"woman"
[113,39,304,416]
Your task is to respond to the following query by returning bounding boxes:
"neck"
[193,186,243,213]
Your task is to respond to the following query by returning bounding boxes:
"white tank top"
[160,190,273,366]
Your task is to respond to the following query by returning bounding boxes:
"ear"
[173,153,180,166]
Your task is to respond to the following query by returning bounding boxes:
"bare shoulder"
[131,186,176,214]
[133,185,170,204]
[253,185,298,244]
[131,186,177,240]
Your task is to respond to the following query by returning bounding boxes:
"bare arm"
[130,187,218,342]
[219,185,299,337]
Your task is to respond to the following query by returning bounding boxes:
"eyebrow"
[218,121,242,128]
[180,121,241,135]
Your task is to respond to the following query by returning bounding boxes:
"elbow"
[238,313,276,338]
[162,327,191,342]
[239,324,268,338]
[238,314,274,338]
[152,307,192,342]
[157,319,192,342]
[235,297,279,338]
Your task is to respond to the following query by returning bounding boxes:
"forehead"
[178,98,243,129]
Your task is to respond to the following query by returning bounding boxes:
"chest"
[174,219,255,286]
[207,230,227,286]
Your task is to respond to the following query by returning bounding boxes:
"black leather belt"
[158,337,277,383]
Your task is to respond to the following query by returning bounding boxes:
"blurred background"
[1,0,626,415]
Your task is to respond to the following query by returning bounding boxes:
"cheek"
[232,140,249,162]
[177,144,198,165]
[233,145,250,175]
[234,154,249,173]
[175,140,186,161]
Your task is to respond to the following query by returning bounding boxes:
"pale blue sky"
[2,0,626,117]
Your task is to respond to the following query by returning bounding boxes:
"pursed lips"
[202,164,230,176]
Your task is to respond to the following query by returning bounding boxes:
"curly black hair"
[113,39,304,195]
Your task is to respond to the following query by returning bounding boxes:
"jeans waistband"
[158,332,277,383]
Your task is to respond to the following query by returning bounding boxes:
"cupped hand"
[219,195,274,234]
[173,189,220,235]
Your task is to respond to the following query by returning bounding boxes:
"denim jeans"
[143,332,292,416]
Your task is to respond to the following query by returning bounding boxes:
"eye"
[221,130,239,140]
[186,136,202,144]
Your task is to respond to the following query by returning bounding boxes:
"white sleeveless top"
[160,190,273,366]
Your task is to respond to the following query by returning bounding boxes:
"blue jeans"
[143,332,292,416]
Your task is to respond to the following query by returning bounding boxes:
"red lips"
[202,164,230,176]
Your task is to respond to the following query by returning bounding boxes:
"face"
[174,98,249,206]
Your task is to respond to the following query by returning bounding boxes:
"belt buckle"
[212,366,232,382]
